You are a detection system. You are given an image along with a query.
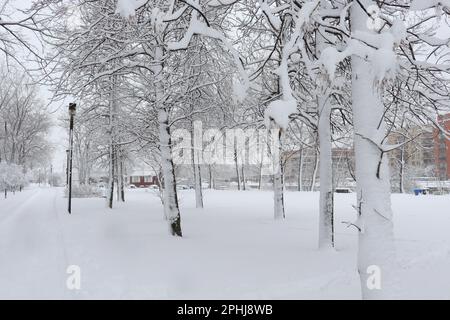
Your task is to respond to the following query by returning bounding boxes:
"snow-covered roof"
[129,166,157,177]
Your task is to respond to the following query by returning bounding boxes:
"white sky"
[6,0,68,173]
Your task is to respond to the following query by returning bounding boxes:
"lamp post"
[66,149,69,185]
[68,103,76,214]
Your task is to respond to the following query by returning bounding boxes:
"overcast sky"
[8,0,69,173]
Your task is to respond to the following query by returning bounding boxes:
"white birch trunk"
[351,1,396,299]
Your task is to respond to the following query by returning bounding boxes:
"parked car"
[335,187,352,193]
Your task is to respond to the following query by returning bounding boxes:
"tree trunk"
[208,165,213,189]
[115,146,120,202]
[191,122,203,208]
[234,142,241,190]
[351,1,396,299]
[258,162,263,190]
[119,157,125,202]
[297,148,303,191]
[106,99,115,209]
[399,147,405,194]
[258,141,265,190]
[159,107,183,236]
[193,157,203,208]
[310,146,319,191]
[241,163,246,190]
[273,131,285,219]
[107,75,116,209]
[107,142,114,209]
[155,46,182,237]
[317,25,334,249]
[115,146,125,202]
[318,95,334,249]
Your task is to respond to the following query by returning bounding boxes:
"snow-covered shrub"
[0,163,27,197]
[64,184,103,198]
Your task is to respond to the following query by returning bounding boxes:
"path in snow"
[0,187,71,299]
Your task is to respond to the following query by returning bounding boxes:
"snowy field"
[0,186,449,299]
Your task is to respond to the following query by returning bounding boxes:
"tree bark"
[155,46,182,237]
[107,142,114,209]
[234,141,241,190]
[310,145,319,191]
[399,147,405,194]
[191,121,203,208]
[273,130,285,219]
[241,163,246,190]
[317,24,334,249]
[119,156,125,202]
[297,148,303,191]
[115,145,120,202]
[318,96,334,248]
[107,95,115,209]
[208,165,213,189]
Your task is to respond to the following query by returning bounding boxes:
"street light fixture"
[68,103,76,214]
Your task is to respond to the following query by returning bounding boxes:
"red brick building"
[434,113,450,180]
[128,168,159,188]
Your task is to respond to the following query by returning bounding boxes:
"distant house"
[128,168,159,188]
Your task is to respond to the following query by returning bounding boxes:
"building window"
[144,176,152,183]
[131,176,140,183]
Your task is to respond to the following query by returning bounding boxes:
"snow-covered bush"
[64,184,103,198]
[0,163,27,197]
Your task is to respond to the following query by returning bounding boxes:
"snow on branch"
[207,0,239,7]
[318,19,406,84]
[114,0,249,95]
[410,0,450,11]
[115,0,147,18]
[259,0,282,31]
[341,220,362,232]
[264,99,297,131]
[166,8,249,95]
[263,0,320,130]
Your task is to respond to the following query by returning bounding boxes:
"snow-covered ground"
[0,186,449,299]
